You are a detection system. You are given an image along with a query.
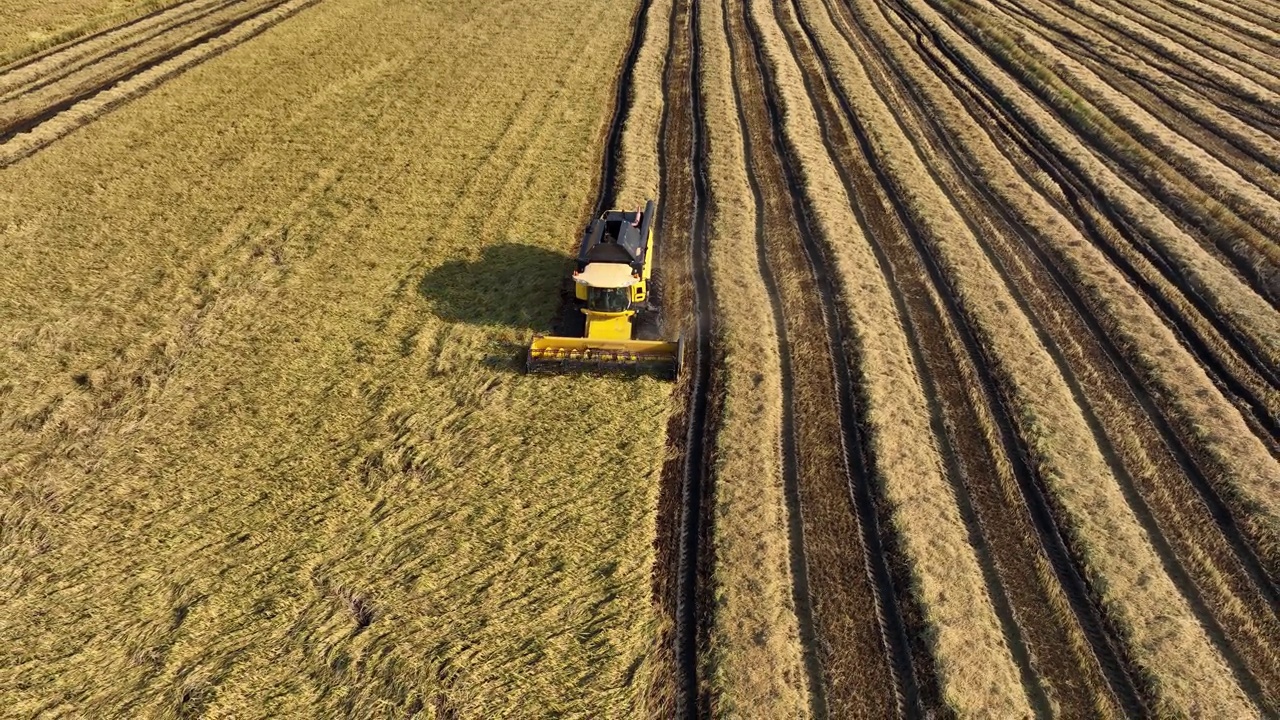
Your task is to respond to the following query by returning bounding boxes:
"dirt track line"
[733,0,935,713]
[770,0,1063,713]
[675,0,714,713]
[0,0,321,167]
[649,0,716,715]
[980,0,1280,202]
[965,0,1280,287]
[777,0,1139,712]
[0,0,242,102]
[1066,0,1280,99]
[564,0,718,715]
[648,0,697,715]
[906,2,1280,563]
[999,0,1280,141]
[817,0,1174,712]
[867,0,1279,706]
[715,1,826,715]
[887,0,1280,585]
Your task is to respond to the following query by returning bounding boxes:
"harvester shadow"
[417,242,571,332]
[419,243,584,374]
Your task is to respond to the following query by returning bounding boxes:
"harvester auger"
[527,199,684,378]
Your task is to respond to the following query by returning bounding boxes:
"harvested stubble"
[957,0,1280,303]
[915,0,1280,587]
[752,0,1034,714]
[806,0,1258,712]
[0,0,674,715]
[720,0,906,714]
[848,0,1280,704]
[697,0,811,715]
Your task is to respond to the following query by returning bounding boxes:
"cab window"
[587,287,630,313]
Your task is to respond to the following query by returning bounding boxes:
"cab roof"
[575,199,655,272]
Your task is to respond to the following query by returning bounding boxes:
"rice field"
[2,0,1278,716]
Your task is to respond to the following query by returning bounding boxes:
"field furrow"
[850,0,1280,707]
[698,0,815,713]
[0,0,222,98]
[0,0,197,63]
[0,0,320,166]
[768,0,1070,713]
[907,0,1280,406]
[802,0,1266,712]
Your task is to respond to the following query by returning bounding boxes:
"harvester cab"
[527,199,684,378]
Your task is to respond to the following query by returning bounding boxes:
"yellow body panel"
[584,310,634,341]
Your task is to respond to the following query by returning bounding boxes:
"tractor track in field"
[0,0,321,166]
[836,0,1280,705]
[542,0,719,712]
[979,0,1280,202]
[791,0,1155,712]
[966,0,1280,310]
[546,0,717,713]
[938,0,1280,312]
[650,0,717,715]
[728,0,934,714]
[985,0,1280,139]
[905,0,1280,440]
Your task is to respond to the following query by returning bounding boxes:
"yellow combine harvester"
[527,199,684,378]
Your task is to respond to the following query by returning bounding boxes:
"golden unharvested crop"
[0,0,672,715]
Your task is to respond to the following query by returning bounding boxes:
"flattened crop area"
[3,0,1280,716]
[0,0,675,716]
